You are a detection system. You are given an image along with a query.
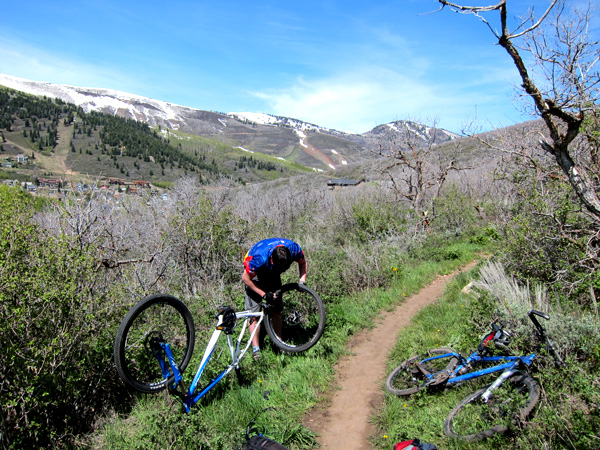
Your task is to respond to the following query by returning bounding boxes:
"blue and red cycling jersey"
[243,238,305,278]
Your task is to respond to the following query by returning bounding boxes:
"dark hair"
[272,245,292,272]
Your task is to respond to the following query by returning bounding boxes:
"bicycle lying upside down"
[113,283,325,413]
[385,310,565,442]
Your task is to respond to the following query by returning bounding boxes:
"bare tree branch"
[438,0,600,220]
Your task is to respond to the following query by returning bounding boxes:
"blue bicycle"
[113,283,325,412]
[385,310,565,442]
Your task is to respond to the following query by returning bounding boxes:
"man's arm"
[298,259,307,284]
[242,270,267,298]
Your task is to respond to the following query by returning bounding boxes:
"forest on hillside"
[0,88,303,186]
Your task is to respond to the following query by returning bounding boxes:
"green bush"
[431,184,480,235]
[351,202,408,243]
[0,186,123,448]
[376,264,600,450]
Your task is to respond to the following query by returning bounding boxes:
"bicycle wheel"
[264,283,326,353]
[385,347,458,396]
[114,294,195,393]
[443,374,540,442]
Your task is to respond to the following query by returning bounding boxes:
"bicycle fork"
[480,368,518,402]
[159,342,185,389]
[479,354,535,402]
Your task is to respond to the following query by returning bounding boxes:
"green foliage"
[0,186,126,448]
[468,260,600,367]
[164,192,250,298]
[351,202,407,243]
[376,266,600,449]
[431,184,480,235]
[497,153,600,312]
[469,226,499,245]
[407,233,485,264]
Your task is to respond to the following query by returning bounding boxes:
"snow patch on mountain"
[384,120,458,142]
[0,73,195,129]
[227,111,357,137]
[294,129,308,148]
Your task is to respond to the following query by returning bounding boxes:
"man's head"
[271,245,292,274]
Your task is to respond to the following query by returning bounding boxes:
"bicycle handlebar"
[528,309,549,336]
[527,309,566,367]
[529,309,550,320]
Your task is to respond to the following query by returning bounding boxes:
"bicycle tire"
[385,347,458,396]
[114,294,195,393]
[264,283,326,353]
[443,374,541,442]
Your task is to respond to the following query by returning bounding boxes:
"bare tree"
[437,0,600,219]
[377,119,472,215]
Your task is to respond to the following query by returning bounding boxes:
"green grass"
[373,265,600,450]
[92,249,482,449]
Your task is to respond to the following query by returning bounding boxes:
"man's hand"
[262,292,275,303]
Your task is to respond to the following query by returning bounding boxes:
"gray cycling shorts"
[244,274,282,311]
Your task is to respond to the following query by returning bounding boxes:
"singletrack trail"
[304,263,477,449]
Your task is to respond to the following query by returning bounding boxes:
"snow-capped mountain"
[363,120,459,146]
[0,74,352,136]
[226,111,352,136]
[0,73,459,168]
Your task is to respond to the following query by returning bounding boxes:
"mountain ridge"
[0,73,459,169]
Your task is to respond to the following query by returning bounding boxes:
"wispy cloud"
[252,62,519,134]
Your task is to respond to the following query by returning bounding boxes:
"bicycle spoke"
[385,348,457,396]
[114,295,195,393]
[444,374,540,442]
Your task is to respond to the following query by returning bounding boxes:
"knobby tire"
[264,283,326,353]
[114,294,195,393]
[443,374,541,442]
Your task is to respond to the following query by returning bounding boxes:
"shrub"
[431,183,480,235]
[0,186,123,448]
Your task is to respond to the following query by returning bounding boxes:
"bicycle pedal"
[168,385,186,400]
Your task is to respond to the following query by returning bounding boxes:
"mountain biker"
[242,237,308,359]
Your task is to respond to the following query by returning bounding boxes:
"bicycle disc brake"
[283,310,303,326]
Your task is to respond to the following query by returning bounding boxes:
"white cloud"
[253,58,527,134]
[253,68,467,133]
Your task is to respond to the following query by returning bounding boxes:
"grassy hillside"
[0,86,311,186]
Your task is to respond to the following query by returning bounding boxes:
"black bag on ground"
[241,434,290,450]
[236,407,291,450]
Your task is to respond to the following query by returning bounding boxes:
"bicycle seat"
[477,321,510,353]
[216,306,237,334]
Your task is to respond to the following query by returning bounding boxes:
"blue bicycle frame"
[158,309,264,413]
[422,351,536,387]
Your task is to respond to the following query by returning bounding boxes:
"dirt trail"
[304,263,476,449]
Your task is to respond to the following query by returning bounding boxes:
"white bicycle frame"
[170,308,264,412]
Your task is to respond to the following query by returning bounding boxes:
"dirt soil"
[304,264,476,449]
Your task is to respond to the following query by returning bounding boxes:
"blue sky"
[0,1,567,134]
